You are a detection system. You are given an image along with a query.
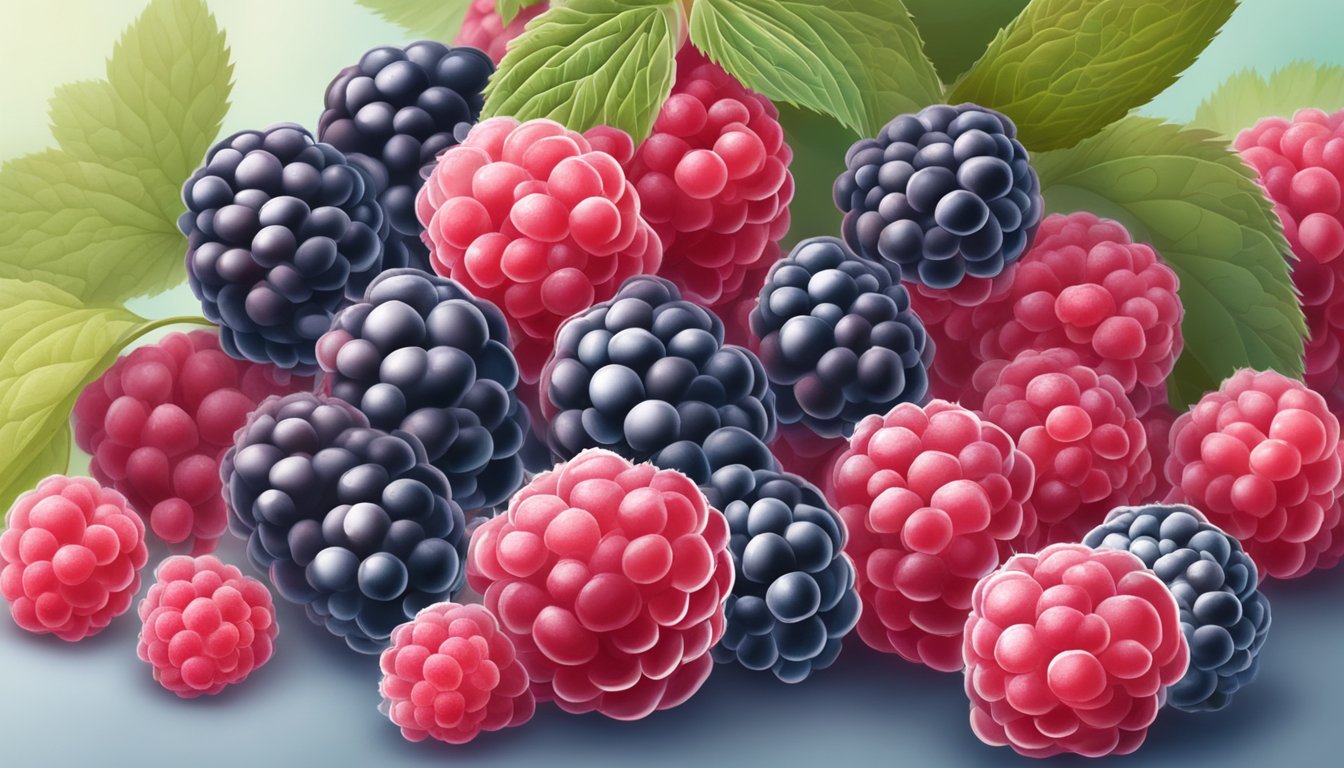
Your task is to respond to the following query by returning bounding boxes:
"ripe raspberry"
[905,277,1014,403]
[1142,403,1180,502]
[963,543,1189,758]
[768,424,846,499]
[136,555,278,698]
[834,104,1043,289]
[650,426,781,487]
[1165,369,1344,579]
[379,602,535,743]
[466,449,733,720]
[73,330,312,554]
[1,476,148,641]
[976,348,1151,545]
[831,400,1036,671]
[1084,504,1271,713]
[317,269,529,512]
[223,393,468,653]
[454,0,547,64]
[416,117,662,383]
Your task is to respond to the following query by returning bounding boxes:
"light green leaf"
[483,0,681,141]
[1,428,72,519]
[1192,61,1344,139]
[356,0,473,41]
[689,0,943,137]
[1035,117,1305,408]
[499,0,548,27]
[903,0,1030,82]
[950,0,1236,151]
[777,104,849,248]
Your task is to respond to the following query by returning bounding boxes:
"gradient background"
[3,1,1344,765]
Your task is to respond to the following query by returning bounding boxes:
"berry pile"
[454,0,546,64]
[650,425,781,487]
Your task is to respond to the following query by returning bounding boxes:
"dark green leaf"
[902,0,1029,82]
[777,104,850,248]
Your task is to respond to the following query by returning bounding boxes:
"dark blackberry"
[1083,504,1272,712]
[319,41,493,272]
[651,425,781,486]
[181,123,390,373]
[750,237,933,438]
[222,392,466,653]
[316,269,528,512]
[540,276,777,463]
[833,103,1043,289]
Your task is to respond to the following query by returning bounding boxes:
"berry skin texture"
[222,392,468,653]
[73,330,312,554]
[832,400,1036,671]
[963,543,1189,758]
[750,236,933,438]
[416,117,662,384]
[466,449,734,720]
[1165,369,1344,580]
[136,555,278,698]
[318,269,529,512]
[454,0,547,64]
[379,602,535,744]
[650,425,782,488]
[1084,504,1271,713]
[1,476,148,641]
[1141,403,1180,502]
[834,103,1043,290]
[182,123,392,373]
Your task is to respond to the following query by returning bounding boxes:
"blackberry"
[222,392,467,653]
[833,103,1043,289]
[182,123,390,373]
[319,42,493,272]
[750,237,933,438]
[1084,504,1272,712]
[316,269,528,512]
[541,276,777,463]
[651,425,781,486]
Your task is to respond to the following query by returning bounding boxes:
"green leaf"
[499,0,547,27]
[355,0,473,41]
[0,427,71,521]
[1034,117,1305,408]
[689,0,943,137]
[902,0,1029,82]
[483,0,681,141]
[777,104,849,248]
[950,0,1236,151]
[1192,61,1344,139]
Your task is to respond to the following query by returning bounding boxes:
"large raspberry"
[466,449,733,720]
[831,400,1036,671]
[1165,369,1344,579]
[976,348,1151,546]
[1,476,148,641]
[963,543,1189,758]
[136,555,278,698]
[73,330,312,554]
[454,0,547,64]
[379,602,535,744]
[906,276,1014,403]
[416,117,662,384]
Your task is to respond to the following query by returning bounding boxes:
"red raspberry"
[1142,402,1180,502]
[963,543,1189,758]
[416,117,662,384]
[136,555,277,697]
[909,275,1013,404]
[72,330,312,554]
[466,449,733,720]
[975,348,1151,546]
[379,602,535,744]
[1,476,148,641]
[769,424,846,500]
[831,401,1036,671]
[1166,369,1344,579]
[453,0,547,64]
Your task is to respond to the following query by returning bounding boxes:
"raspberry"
[319,42,493,271]
[222,392,467,653]
[317,269,529,512]
[750,237,933,438]
[1165,369,1344,580]
[182,124,393,372]
[541,276,776,464]
[963,543,1189,758]
[416,117,662,384]
[834,104,1043,289]
[1,476,148,641]
[831,401,1036,671]
[904,277,1014,403]
[976,348,1151,546]
[72,330,312,554]
[650,426,781,487]
[466,449,733,719]
[378,602,535,743]
[136,555,278,697]
[768,424,846,499]
[1142,403,1180,502]
[1084,504,1271,712]
[454,0,547,64]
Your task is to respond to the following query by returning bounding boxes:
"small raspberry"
[379,602,535,744]
[454,0,547,64]
[831,400,1036,671]
[1142,403,1180,502]
[768,424,847,500]
[467,449,733,720]
[136,555,277,697]
[1,476,148,641]
[1166,369,1344,579]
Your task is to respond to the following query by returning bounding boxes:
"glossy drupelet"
[649,425,781,488]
